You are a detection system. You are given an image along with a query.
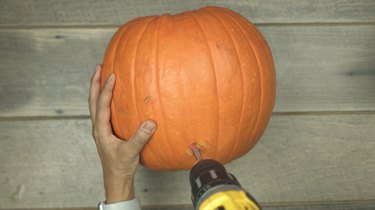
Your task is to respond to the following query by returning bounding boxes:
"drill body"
[189,159,261,210]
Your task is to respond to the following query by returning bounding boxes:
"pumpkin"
[101,6,275,171]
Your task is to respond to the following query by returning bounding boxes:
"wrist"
[103,173,135,203]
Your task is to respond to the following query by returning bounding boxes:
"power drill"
[189,144,261,210]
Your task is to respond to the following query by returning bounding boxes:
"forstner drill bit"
[189,143,202,161]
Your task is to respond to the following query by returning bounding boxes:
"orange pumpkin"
[101,6,275,171]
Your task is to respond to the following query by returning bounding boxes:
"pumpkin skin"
[101,6,275,171]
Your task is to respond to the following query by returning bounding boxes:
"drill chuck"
[190,159,240,206]
[189,159,261,210]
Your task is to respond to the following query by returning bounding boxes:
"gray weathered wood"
[1,0,375,27]
[1,25,375,117]
[0,114,374,208]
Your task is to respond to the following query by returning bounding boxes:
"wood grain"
[1,0,375,27]
[0,25,374,117]
[1,114,374,208]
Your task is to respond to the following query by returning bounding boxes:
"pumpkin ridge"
[188,12,220,160]
[133,21,148,132]
[133,17,165,169]
[155,15,178,169]
[202,9,246,161]
[177,26,187,167]
[106,21,133,140]
[219,9,263,158]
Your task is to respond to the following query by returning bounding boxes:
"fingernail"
[142,121,156,133]
[95,64,102,73]
[106,73,115,83]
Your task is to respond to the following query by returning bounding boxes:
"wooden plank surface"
[1,25,374,117]
[1,114,374,208]
[1,0,375,27]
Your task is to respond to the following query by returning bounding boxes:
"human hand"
[89,64,157,203]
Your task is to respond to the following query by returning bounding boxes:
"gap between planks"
[0,21,375,30]
[0,111,375,122]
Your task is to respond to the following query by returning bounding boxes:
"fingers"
[89,64,102,124]
[95,73,116,135]
[127,120,157,154]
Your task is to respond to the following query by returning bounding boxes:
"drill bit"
[189,143,202,161]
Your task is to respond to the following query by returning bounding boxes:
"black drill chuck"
[189,159,242,208]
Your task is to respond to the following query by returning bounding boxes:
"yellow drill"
[189,144,261,210]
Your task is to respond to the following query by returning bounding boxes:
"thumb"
[127,120,157,154]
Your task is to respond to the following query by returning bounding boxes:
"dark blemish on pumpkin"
[38,191,45,195]
[216,43,221,50]
[143,189,149,192]
[144,96,152,104]
[55,109,64,114]
[54,35,64,39]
